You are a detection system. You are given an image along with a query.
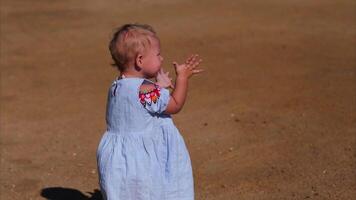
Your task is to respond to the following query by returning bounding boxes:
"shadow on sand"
[41,187,103,200]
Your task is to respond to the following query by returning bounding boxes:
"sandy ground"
[1,0,356,199]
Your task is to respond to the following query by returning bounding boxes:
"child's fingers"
[192,69,204,74]
[187,55,201,68]
[185,54,196,64]
[187,54,195,61]
[191,58,202,69]
[188,54,199,65]
[188,58,202,70]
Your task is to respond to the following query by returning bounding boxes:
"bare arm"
[164,54,204,114]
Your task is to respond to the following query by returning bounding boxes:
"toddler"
[96,23,204,200]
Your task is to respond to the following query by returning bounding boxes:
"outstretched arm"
[164,54,204,114]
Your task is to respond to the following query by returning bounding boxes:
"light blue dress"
[96,76,194,200]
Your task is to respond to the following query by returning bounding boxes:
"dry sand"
[1,0,356,199]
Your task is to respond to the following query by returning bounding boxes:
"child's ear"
[135,54,144,68]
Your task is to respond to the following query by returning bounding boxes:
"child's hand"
[155,68,175,89]
[172,54,204,79]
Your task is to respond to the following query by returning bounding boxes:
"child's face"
[140,38,163,77]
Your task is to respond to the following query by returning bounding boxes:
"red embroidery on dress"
[139,84,161,107]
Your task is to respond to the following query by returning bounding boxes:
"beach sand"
[1,0,356,199]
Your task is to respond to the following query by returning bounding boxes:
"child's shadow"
[40,187,103,200]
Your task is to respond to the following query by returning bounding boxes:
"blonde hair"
[109,23,158,72]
